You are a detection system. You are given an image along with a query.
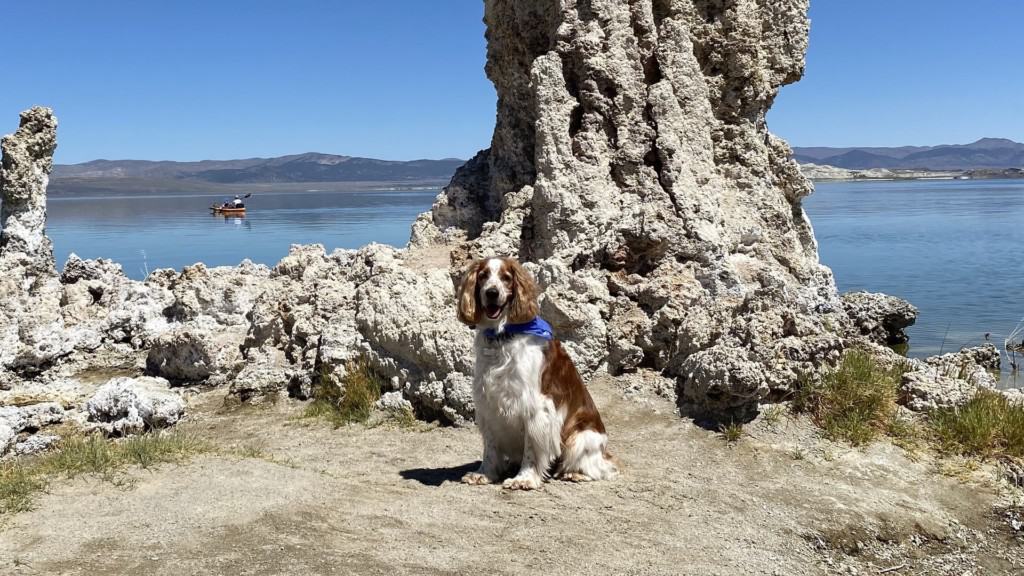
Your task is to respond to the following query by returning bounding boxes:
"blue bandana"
[484,316,554,341]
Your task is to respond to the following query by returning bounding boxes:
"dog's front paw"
[558,472,593,483]
[502,475,542,491]
[461,472,492,485]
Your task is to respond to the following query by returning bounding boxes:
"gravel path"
[1,377,1019,575]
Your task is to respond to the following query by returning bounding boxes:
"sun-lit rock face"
[0,107,69,374]
[412,0,846,420]
[1,107,58,265]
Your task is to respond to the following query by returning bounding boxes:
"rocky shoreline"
[799,162,1024,181]
[0,114,1017,458]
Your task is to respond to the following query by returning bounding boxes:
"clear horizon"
[2,0,1021,164]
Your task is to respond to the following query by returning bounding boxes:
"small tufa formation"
[85,376,186,436]
[842,291,918,346]
[897,344,1001,412]
[0,107,69,375]
[1,106,58,265]
[0,402,65,456]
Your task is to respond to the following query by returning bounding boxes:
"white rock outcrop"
[146,320,243,383]
[842,291,918,346]
[0,402,64,456]
[376,391,414,415]
[897,344,1001,412]
[0,107,68,375]
[408,0,845,420]
[227,361,289,404]
[85,376,185,435]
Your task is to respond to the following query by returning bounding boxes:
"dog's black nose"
[484,287,499,300]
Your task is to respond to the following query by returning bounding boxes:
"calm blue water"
[46,189,439,277]
[40,180,1023,383]
[804,179,1023,385]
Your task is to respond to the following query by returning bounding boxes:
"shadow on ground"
[399,461,479,486]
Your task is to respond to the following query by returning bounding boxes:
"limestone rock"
[228,362,289,404]
[0,422,14,456]
[900,370,987,412]
[1001,388,1024,406]
[402,372,473,425]
[13,433,60,456]
[146,321,243,383]
[376,391,413,415]
[85,376,185,435]
[411,0,845,421]
[898,344,1001,412]
[842,291,918,345]
[1,107,57,266]
[0,401,64,455]
[0,107,68,373]
[60,254,174,348]
[925,344,1000,373]
[0,402,65,433]
[165,260,271,326]
[355,257,474,392]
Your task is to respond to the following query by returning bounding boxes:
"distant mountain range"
[53,153,465,185]
[48,138,1023,194]
[793,138,1024,170]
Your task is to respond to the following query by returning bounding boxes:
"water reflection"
[46,188,439,278]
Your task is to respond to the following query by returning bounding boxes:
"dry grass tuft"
[0,429,209,516]
[719,422,744,444]
[929,390,1024,460]
[305,357,383,427]
[0,462,46,515]
[794,349,909,446]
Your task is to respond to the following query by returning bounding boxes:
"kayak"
[211,205,246,215]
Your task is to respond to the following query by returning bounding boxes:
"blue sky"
[771,0,1024,148]
[1,1,1021,164]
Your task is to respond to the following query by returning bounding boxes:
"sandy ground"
[1,376,1021,576]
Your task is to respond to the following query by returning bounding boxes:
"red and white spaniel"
[457,257,617,490]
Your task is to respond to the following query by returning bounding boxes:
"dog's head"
[457,257,539,327]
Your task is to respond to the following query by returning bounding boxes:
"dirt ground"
[1,376,1021,576]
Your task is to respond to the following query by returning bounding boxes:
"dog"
[456,257,617,490]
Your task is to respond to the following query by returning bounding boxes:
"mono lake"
[805,178,1024,385]
[46,189,439,277]
[42,179,1024,383]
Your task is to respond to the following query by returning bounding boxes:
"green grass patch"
[0,428,209,516]
[760,404,786,428]
[387,405,418,429]
[0,462,47,515]
[304,357,383,427]
[929,390,1024,460]
[719,422,744,443]
[795,349,908,446]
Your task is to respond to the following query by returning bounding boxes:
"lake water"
[40,179,1024,385]
[45,189,439,277]
[805,179,1023,386]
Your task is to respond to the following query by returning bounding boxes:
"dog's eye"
[501,273,512,282]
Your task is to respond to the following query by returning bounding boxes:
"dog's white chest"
[474,335,547,422]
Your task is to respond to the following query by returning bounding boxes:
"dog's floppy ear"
[457,260,483,326]
[506,258,539,324]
